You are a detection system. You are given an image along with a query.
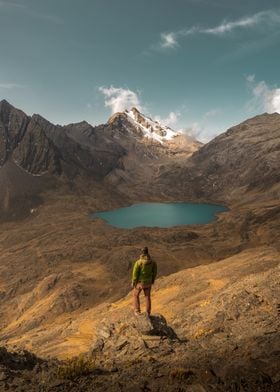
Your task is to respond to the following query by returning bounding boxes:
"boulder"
[132,312,154,335]
[90,312,179,361]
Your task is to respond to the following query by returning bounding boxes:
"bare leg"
[143,286,152,315]
[133,286,142,313]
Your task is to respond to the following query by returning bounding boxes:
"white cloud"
[99,86,184,128]
[99,86,143,114]
[202,12,267,35]
[0,1,62,23]
[154,111,180,127]
[247,77,280,113]
[183,122,220,143]
[159,27,197,49]
[0,83,24,89]
[98,86,223,141]
[157,9,280,50]
[160,33,179,49]
[99,86,182,128]
[246,74,255,83]
[182,122,201,138]
[0,1,25,8]
[204,108,221,118]
[181,108,222,142]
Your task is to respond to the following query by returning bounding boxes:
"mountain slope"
[157,113,280,203]
[0,246,278,392]
[13,116,61,175]
[0,100,200,219]
[0,99,29,164]
[109,107,179,142]
[191,113,280,197]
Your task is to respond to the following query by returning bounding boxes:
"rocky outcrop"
[13,115,61,175]
[84,250,279,392]
[91,312,178,359]
[0,100,29,166]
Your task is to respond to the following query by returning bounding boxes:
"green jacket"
[132,254,157,285]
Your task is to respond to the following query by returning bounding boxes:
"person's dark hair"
[141,246,149,255]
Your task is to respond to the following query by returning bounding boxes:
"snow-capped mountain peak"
[124,107,180,143]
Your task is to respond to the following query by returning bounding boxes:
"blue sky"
[0,0,280,141]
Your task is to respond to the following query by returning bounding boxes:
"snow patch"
[125,108,180,143]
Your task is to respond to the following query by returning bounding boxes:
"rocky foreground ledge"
[0,306,279,392]
[0,249,279,391]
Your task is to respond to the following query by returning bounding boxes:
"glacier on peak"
[107,107,180,143]
[125,107,180,143]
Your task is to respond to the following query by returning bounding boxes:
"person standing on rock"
[132,247,157,316]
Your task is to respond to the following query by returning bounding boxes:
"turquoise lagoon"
[91,202,227,229]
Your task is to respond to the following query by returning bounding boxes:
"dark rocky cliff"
[0,100,30,165]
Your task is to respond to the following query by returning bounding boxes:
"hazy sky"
[0,0,280,141]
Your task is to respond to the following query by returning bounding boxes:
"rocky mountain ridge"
[108,107,180,143]
[0,100,198,175]
[3,100,279,220]
[0,100,200,219]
